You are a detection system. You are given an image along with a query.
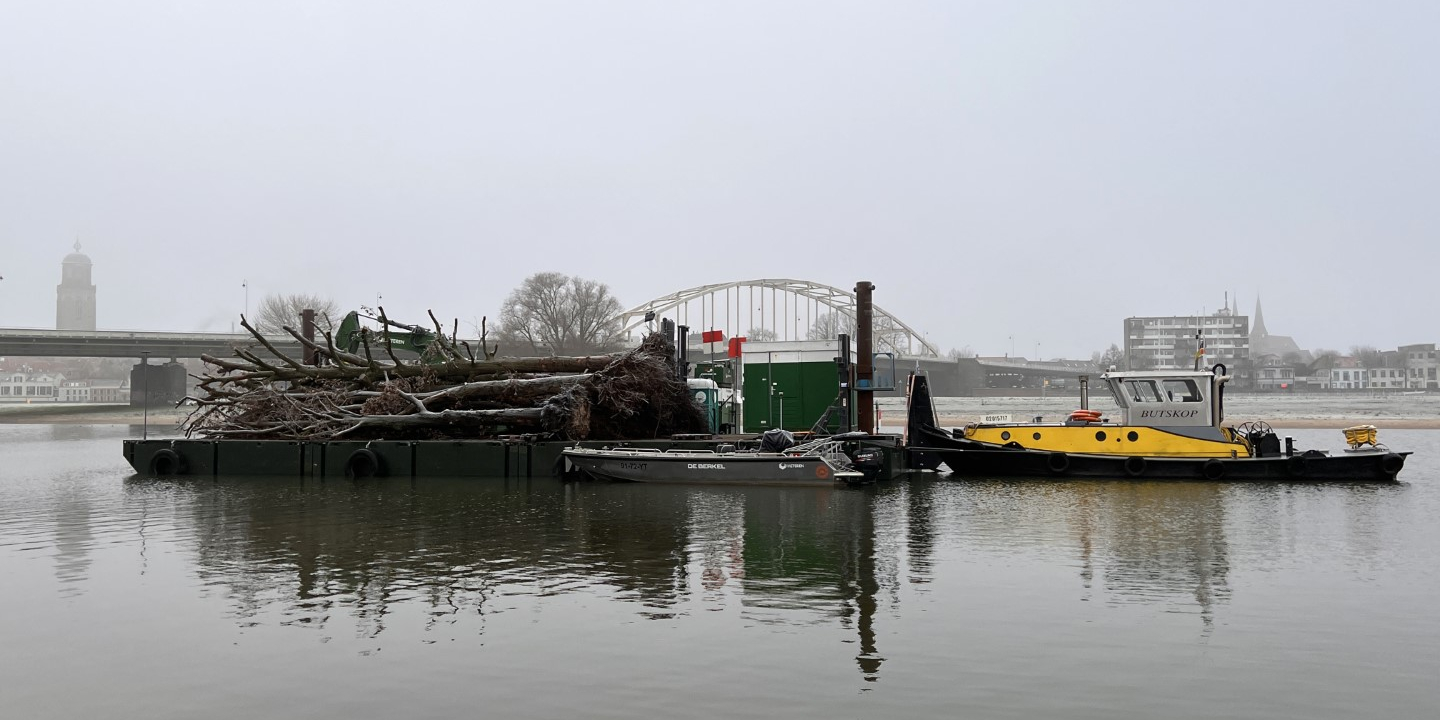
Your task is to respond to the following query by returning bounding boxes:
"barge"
[123,433,908,480]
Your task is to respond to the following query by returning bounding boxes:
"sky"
[2,1,1436,360]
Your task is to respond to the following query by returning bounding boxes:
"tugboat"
[904,361,1410,482]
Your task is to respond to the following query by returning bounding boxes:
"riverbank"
[0,403,189,426]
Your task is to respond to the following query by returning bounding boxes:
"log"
[332,407,548,437]
[197,353,618,385]
[412,374,587,406]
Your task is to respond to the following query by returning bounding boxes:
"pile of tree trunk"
[184,312,710,441]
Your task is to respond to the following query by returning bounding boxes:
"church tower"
[56,241,97,331]
[1252,296,1269,340]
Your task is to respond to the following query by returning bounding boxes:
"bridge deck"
[0,328,302,359]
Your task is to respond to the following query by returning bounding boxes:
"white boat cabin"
[1100,369,1228,428]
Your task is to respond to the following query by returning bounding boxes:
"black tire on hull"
[1047,452,1070,474]
[1287,456,1308,477]
[150,448,186,476]
[1381,453,1404,475]
[1124,456,1146,477]
[1202,459,1225,480]
[345,448,382,479]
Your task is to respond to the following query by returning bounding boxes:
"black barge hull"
[917,444,1408,482]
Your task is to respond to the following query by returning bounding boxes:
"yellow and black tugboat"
[905,364,1409,482]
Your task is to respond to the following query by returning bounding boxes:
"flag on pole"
[702,330,724,343]
[727,337,746,358]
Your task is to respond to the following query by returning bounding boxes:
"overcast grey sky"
[2,1,1435,359]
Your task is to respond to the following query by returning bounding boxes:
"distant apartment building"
[1124,310,1249,371]
[1399,343,1438,389]
[1330,362,1367,390]
[0,372,64,401]
[90,379,131,403]
[60,381,92,402]
[1368,367,1407,390]
[56,379,130,403]
[1253,364,1296,391]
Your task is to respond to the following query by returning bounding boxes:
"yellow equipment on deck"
[1343,424,1380,449]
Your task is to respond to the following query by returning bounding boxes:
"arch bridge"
[617,279,942,357]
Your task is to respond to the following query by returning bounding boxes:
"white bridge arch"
[617,279,941,357]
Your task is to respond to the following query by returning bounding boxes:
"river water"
[2,424,1437,719]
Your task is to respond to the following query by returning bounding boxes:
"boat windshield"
[1122,379,1163,403]
[1161,378,1203,402]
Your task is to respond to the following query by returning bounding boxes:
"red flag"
[702,330,724,343]
[727,337,746,357]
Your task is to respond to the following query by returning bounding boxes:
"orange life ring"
[1069,410,1101,422]
[815,464,832,479]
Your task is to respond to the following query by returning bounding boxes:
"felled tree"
[184,311,708,442]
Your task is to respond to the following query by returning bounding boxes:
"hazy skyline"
[2,1,1435,359]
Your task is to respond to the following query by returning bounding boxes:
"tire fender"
[1202,459,1225,480]
[150,448,186,476]
[345,448,382,479]
[1381,453,1404,476]
[1124,456,1146,477]
[1287,455,1308,477]
[1047,452,1070,474]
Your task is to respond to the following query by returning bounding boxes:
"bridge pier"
[130,359,187,408]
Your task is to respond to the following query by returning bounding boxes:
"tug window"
[1161,379,1202,402]
[1122,380,1163,403]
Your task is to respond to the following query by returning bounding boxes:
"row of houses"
[1252,344,1439,391]
[1124,300,1438,391]
[0,372,130,403]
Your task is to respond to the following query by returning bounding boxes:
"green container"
[740,342,852,433]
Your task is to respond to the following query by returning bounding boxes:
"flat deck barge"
[122,435,908,480]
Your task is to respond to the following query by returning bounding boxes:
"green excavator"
[333,310,438,358]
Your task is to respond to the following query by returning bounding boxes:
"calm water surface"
[2,425,1437,719]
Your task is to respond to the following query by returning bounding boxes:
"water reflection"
[100,471,1416,678]
[50,491,95,597]
[114,476,927,679]
[940,480,1232,625]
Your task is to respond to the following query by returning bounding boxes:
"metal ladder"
[786,432,869,473]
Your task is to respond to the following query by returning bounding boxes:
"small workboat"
[904,365,1410,482]
[563,431,880,485]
